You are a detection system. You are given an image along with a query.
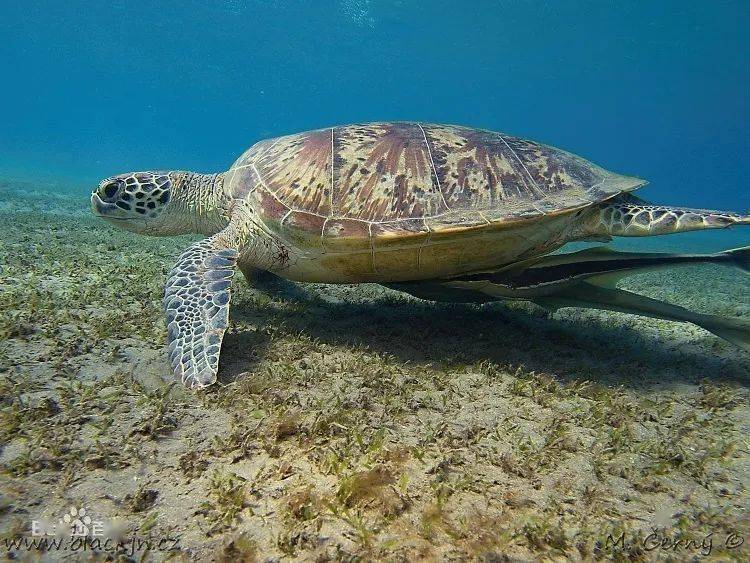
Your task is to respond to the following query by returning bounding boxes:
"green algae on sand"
[1,179,749,561]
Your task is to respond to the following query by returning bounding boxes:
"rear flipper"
[592,193,750,237]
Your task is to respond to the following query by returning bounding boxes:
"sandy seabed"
[1,178,749,561]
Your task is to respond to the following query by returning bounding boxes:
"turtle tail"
[590,194,750,237]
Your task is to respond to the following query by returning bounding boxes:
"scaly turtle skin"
[91,122,750,389]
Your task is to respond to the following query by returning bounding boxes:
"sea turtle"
[91,122,750,389]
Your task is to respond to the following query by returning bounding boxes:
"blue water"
[2,1,749,221]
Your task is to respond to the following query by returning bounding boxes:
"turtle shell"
[224,122,645,253]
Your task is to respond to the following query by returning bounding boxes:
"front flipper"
[164,233,238,389]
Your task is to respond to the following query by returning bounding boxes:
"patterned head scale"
[91,172,174,231]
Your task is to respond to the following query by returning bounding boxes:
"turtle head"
[91,171,184,235]
[93,170,231,236]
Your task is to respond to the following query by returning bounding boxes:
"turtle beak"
[91,192,133,221]
[91,192,117,216]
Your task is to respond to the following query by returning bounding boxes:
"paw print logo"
[61,506,91,537]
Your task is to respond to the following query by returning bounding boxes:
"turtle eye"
[101,180,124,202]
